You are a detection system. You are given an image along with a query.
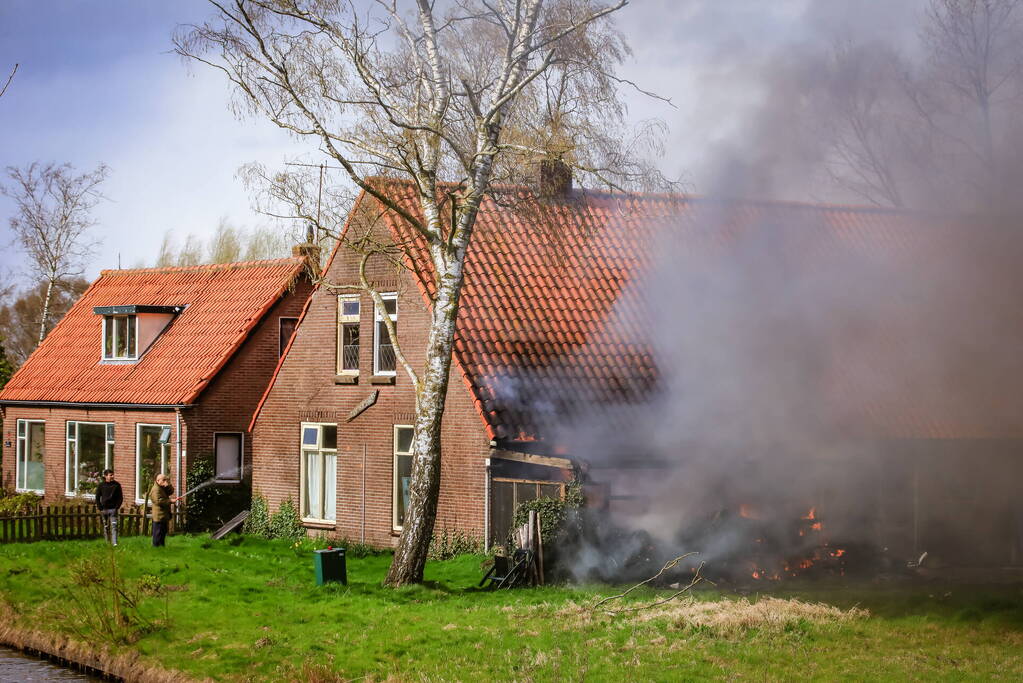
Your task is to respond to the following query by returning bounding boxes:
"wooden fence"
[0,504,185,544]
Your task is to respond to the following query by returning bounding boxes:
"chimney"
[293,242,322,277]
[538,158,573,200]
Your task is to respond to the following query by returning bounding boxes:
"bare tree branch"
[0,63,17,99]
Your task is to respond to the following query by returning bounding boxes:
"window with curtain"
[300,423,337,522]
[16,419,45,493]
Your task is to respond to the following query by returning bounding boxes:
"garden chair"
[479,548,535,589]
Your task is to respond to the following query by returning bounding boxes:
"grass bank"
[1,535,1021,681]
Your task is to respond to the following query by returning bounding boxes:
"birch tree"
[1,162,108,345]
[176,0,667,586]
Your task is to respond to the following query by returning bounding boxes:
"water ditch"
[0,645,101,682]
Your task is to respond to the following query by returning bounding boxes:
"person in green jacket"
[148,473,176,547]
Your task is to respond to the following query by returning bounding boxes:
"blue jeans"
[100,509,118,545]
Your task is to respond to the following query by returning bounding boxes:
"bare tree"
[178,234,204,266]
[818,41,911,208]
[207,217,244,263]
[820,0,1023,211]
[177,0,667,586]
[1,162,108,345]
[0,277,90,365]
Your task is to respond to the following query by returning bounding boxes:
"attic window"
[94,305,182,362]
[103,315,137,360]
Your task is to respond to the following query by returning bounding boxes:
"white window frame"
[337,295,361,375]
[65,421,114,497]
[213,432,244,483]
[392,424,414,531]
[299,422,338,523]
[373,293,397,376]
[135,423,170,503]
[102,314,138,361]
[15,419,45,494]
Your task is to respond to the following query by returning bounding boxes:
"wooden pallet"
[211,510,250,540]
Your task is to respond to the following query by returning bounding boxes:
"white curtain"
[305,452,321,519]
[324,454,337,521]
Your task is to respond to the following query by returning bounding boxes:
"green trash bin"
[313,547,347,586]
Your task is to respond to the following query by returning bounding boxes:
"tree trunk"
[38,278,54,345]
[385,259,466,586]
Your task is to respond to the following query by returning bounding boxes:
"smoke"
[497,1,1023,581]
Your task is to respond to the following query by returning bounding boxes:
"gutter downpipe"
[175,409,183,496]
[484,456,492,551]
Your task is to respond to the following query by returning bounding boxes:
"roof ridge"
[99,256,303,277]
[361,175,933,216]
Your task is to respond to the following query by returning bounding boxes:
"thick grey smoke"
[504,1,1023,581]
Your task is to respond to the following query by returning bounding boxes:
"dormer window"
[93,305,183,363]
[103,314,137,360]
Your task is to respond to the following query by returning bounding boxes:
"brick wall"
[1,404,180,503]
[183,278,313,488]
[252,214,492,546]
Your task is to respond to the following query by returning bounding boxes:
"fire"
[739,503,760,519]
[830,549,846,558]
[802,507,817,520]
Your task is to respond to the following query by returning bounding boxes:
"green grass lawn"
[1,534,1022,681]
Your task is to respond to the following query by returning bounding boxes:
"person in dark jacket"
[148,473,176,547]
[95,469,123,546]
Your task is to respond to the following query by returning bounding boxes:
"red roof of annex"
[0,258,306,406]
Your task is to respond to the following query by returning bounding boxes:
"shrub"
[0,490,41,516]
[244,493,304,541]
[244,492,271,538]
[429,527,484,560]
[290,534,380,558]
[61,548,160,645]
[269,498,305,541]
[510,480,584,547]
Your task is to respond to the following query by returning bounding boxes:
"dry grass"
[634,596,869,635]
[559,595,868,636]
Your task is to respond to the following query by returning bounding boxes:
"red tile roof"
[366,180,1023,442]
[0,258,306,406]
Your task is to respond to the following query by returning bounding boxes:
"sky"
[0,0,925,285]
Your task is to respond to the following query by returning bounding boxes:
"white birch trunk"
[38,278,54,345]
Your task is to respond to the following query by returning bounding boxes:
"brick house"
[0,256,314,505]
[251,175,1023,566]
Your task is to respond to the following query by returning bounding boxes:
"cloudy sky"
[0,0,924,285]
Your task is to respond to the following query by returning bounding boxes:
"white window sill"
[65,492,96,499]
[15,488,43,495]
[301,518,336,528]
[99,359,139,365]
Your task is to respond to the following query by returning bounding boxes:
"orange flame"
[802,507,816,520]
